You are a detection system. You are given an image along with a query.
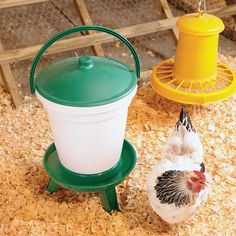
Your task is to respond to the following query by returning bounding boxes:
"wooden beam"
[0,42,22,108]
[0,0,48,9]
[159,0,179,41]
[74,0,105,56]
[0,17,179,64]
[224,0,236,22]
[0,4,236,64]
[208,4,236,17]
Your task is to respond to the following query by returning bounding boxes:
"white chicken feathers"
[147,157,212,224]
[147,109,212,224]
[164,109,203,164]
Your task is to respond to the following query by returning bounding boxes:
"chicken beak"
[202,180,208,187]
[199,180,207,187]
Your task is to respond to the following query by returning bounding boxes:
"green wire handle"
[30,25,140,94]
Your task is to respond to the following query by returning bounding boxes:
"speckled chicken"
[147,109,212,224]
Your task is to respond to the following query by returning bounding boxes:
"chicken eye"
[191,177,198,181]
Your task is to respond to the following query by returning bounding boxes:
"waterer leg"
[46,178,59,193]
[100,187,119,213]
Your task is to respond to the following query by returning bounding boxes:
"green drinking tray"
[43,139,137,212]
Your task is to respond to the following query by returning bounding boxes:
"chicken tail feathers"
[176,108,196,133]
[179,108,186,123]
[200,162,205,173]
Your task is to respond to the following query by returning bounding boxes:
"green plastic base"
[43,139,137,213]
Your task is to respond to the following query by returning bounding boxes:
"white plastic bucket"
[36,86,137,174]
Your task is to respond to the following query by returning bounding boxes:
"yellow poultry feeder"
[151,10,236,105]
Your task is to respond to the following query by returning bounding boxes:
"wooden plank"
[209,4,236,17]
[74,0,105,56]
[0,0,48,9]
[0,42,22,108]
[225,0,236,22]
[0,4,236,64]
[159,0,179,41]
[0,17,179,64]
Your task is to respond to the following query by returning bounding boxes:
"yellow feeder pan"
[151,12,236,105]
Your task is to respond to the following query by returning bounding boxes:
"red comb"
[193,170,205,179]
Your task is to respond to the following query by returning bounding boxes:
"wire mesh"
[168,0,226,12]
[0,0,176,96]
[168,0,236,42]
[0,0,95,95]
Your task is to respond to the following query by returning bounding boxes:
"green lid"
[35,56,137,107]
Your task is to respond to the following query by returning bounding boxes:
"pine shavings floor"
[0,56,236,235]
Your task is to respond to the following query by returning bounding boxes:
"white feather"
[164,115,203,164]
[147,157,211,224]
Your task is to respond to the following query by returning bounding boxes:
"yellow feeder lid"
[176,12,224,36]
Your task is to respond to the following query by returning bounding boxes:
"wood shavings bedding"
[0,56,235,235]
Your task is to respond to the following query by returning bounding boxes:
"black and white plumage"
[155,170,193,207]
[147,157,212,224]
[164,109,203,165]
[147,109,212,224]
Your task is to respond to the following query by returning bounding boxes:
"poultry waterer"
[30,26,140,213]
[151,10,236,105]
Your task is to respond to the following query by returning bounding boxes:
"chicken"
[164,108,203,165]
[147,109,212,224]
[147,157,212,224]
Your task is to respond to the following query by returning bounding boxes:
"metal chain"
[197,0,207,12]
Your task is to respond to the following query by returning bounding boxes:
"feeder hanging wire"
[198,0,207,12]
